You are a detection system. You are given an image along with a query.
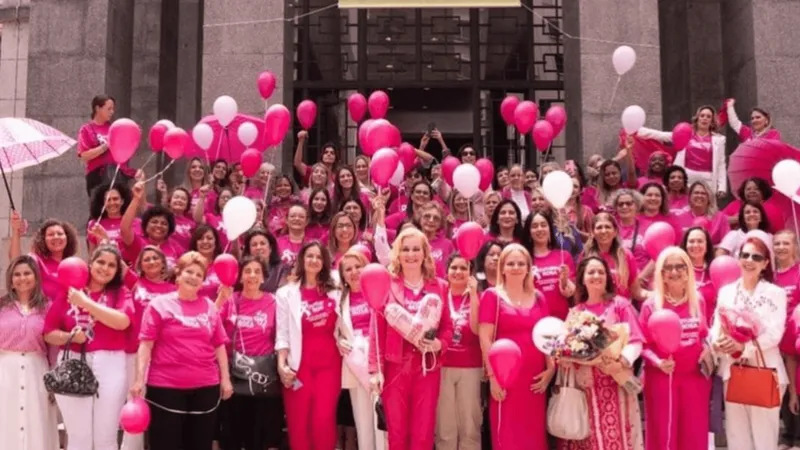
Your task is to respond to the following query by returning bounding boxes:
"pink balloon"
[368,91,390,119]
[369,148,400,187]
[359,263,392,309]
[514,101,538,134]
[642,221,676,260]
[545,105,567,137]
[397,142,417,173]
[351,243,372,262]
[57,256,89,290]
[264,104,291,147]
[710,255,741,289]
[119,398,151,434]
[348,93,368,123]
[214,254,239,287]
[455,222,484,260]
[366,119,400,153]
[163,127,189,160]
[441,156,460,187]
[296,100,317,130]
[532,120,554,151]
[358,119,376,156]
[108,118,141,164]
[240,148,262,178]
[148,123,168,152]
[474,158,495,191]
[672,122,693,151]
[488,338,522,389]
[257,71,277,100]
[647,309,682,354]
[500,96,520,126]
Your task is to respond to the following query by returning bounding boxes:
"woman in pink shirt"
[240,229,290,293]
[43,245,133,450]
[723,177,786,233]
[611,189,650,277]
[300,163,333,204]
[219,256,284,450]
[583,212,643,302]
[77,95,134,196]
[333,165,372,211]
[447,190,472,238]
[664,165,689,215]
[386,180,434,231]
[130,251,232,450]
[775,230,800,446]
[337,250,386,450]
[121,181,182,269]
[87,182,132,254]
[0,256,59,450]
[436,253,483,450]
[368,227,453,450]
[264,175,300,236]
[277,204,311,267]
[183,157,213,213]
[9,212,80,300]
[639,183,682,240]
[161,186,196,251]
[327,212,360,268]
[243,163,273,201]
[340,197,375,249]
[190,225,224,299]
[523,210,576,320]
[194,185,234,250]
[675,181,730,245]
[417,202,456,278]
[307,187,333,241]
[640,247,711,450]
[276,242,342,450]
[486,199,525,245]
[725,99,781,142]
[595,160,637,209]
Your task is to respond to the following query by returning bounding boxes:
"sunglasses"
[461,151,476,156]
[739,252,766,262]
[616,200,634,208]
[662,263,688,273]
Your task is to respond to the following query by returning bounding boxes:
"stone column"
[129,0,163,170]
[24,0,134,230]
[202,0,291,173]
[563,0,662,162]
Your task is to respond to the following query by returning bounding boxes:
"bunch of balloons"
[499,96,566,151]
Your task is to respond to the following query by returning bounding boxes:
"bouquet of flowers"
[718,304,762,343]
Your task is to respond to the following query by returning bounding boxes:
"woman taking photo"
[639,247,711,450]
[368,227,453,450]
[711,231,788,449]
[131,251,233,450]
[0,256,59,450]
[276,242,342,450]
[478,244,554,449]
[338,249,386,450]
[43,245,133,450]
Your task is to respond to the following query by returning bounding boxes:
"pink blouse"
[0,303,49,354]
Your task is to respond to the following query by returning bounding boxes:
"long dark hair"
[0,255,48,311]
[89,182,133,219]
[738,200,771,232]
[90,244,125,292]
[573,256,616,304]
[680,226,715,268]
[291,242,337,293]
[241,228,281,268]
[521,210,559,252]
[189,225,223,260]
[476,240,505,292]
[308,187,333,227]
[489,199,525,242]
[90,95,114,119]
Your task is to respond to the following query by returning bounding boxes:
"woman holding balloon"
[368,227,453,450]
[87,182,133,253]
[78,95,134,196]
[478,243,554,450]
[639,247,711,450]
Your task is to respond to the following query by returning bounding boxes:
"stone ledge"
[0,4,29,23]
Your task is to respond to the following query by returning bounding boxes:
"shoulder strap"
[491,290,499,342]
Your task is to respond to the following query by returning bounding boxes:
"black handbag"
[43,328,99,397]
[229,302,281,398]
[375,398,388,431]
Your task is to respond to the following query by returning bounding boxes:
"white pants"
[684,168,716,193]
[435,367,483,450]
[724,382,786,450]
[349,386,386,450]
[55,350,128,450]
[120,353,144,450]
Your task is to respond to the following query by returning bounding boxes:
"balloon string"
[608,76,621,109]
[144,159,176,183]
[792,202,799,241]
[497,402,503,448]
[96,165,121,220]
[139,153,156,171]
[667,372,673,450]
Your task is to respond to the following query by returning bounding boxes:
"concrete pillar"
[24,0,134,231]
[202,0,291,173]
[129,0,163,170]
[563,0,662,161]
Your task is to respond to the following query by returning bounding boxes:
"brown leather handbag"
[725,341,781,408]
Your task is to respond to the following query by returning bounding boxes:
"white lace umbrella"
[0,117,76,208]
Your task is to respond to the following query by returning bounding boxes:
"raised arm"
[726,99,743,135]
[293,131,308,176]
[121,181,145,246]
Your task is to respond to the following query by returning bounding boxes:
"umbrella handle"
[0,163,16,210]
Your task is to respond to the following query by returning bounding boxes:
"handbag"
[229,302,281,398]
[547,368,590,440]
[43,328,99,397]
[375,397,388,431]
[725,340,780,408]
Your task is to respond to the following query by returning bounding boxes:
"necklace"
[448,290,470,320]
[665,292,687,306]
[404,278,423,291]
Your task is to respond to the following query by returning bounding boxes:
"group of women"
[0,96,799,450]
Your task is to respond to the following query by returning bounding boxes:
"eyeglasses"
[413,190,431,196]
[461,151,476,156]
[336,223,354,229]
[616,201,634,208]
[739,252,766,262]
[421,214,442,222]
[661,263,688,273]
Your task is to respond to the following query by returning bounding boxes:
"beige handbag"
[547,368,590,440]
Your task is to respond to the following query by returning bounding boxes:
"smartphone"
[423,329,437,340]
[427,122,436,134]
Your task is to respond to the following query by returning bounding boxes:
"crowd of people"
[1,95,799,450]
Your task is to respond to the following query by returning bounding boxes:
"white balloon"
[237,122,258,147]
[542,170,574,209]
[621,105,646,134]
[213,95,238,127]
[772,159,800,198]
[389,162,405,187]
[532,316,566,354]
[453,164,481,198]
[192,123,214,151]
[612,45,637,76]
[222,196,257,241]
[155,119,175,129]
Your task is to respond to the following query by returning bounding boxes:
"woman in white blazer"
[637,105,727,198]
[710,230,787,450]
[337,249,386,450]
[276,241,343,450]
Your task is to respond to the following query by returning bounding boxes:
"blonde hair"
[583,212,630,289]
[688,181,718,215]
[495,243,535,294]
[774,230,799,262]
[339,249,370,311]
[175,251,209,278]
[652,247,700,317]
[387,228,437,281]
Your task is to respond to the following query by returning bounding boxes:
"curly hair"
[89,182,132,219]
[32,220,79,259]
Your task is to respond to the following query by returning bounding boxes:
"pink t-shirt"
[277,235,305,266]
[300,287,340,368]
[388,195,409,215]
[533,250,575,320]
[87,217,123,247]
[675,210,730,245]
[32,253,64,300]
[640,299,707,373]
[244,185,266,202]
[637,175,664,189]
[266,204,289,236]
[684,134,713,172]
[348,291,371,337]
[139,293,228,389]
[668,194,689,216]
[221,292,277,356]
[204,213,230,249]
[190,188,218,215]
[599,248,639,299]
[199,264,221,300]
[441,290,481,368]
[693,266,716,326]
[77,122,113,175]
[128,278,177,353]
[429,236,456,279]
[618,220,650,272]
[776,263,800,354]
[171,215,196,252]
[43,288,134,353]
[122,235,182,270]
[306,224,329,241]
[722,198,786,234]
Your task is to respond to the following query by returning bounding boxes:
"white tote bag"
[546,368,590,440]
